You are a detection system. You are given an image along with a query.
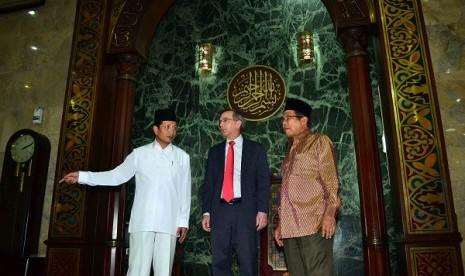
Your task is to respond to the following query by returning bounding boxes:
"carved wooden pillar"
[46,0,116,275]
[103,53,141,276]
[338,27,391,275]
[112,54,141,161]
[374,0,464,274]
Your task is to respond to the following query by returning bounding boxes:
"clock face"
[11,134,35,163]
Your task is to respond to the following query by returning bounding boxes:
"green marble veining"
[128,0,390,274]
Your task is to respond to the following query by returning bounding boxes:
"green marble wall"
[131,0,393,274]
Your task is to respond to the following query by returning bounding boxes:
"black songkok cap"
[284,98,312,118]
[153,108,177,126]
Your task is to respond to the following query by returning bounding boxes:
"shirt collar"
[227,134,243,147]
[152,139,173,151]
[292,128,312,143]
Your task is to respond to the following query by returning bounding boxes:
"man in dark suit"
[201,108,270,276]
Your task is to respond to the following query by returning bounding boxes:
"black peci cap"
[284,98,312,118]
[153,108,177,126]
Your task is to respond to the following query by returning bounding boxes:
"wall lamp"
[198,43,213,73]
[298,31,314,67]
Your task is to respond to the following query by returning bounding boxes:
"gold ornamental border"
[378,0,453,233]
[51,0,108,237]
[227,65,286,121]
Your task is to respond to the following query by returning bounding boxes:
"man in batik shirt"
[274,98,341,276]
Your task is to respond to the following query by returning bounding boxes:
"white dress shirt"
[78,139,191,236]
[224,135,243,198]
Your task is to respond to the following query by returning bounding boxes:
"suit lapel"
[241,139,250,184]
[217,141,226,191]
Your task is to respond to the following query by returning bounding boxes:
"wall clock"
[0,129,50,267]
[10,133,35,163]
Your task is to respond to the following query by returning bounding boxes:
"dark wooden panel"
[0,256,45,276]
[260,176,288,276]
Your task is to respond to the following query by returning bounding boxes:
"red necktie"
[222,141,235,202]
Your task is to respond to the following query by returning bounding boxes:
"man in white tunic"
[60,108,192,276]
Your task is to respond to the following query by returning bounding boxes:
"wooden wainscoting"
[260,176,288,276]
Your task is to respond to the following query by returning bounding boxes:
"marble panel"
[422,0,465,265]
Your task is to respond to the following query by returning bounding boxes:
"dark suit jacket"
[202,137,270,226]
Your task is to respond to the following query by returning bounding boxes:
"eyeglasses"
[218,118,238,124]
[281,115,303,123]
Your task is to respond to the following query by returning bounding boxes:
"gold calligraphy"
[227,65,286,121]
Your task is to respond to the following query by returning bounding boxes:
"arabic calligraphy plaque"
[227,65,286,121]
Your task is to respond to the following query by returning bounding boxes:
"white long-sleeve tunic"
[78,140,191,236]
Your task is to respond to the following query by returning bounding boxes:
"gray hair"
[221,108,245,130]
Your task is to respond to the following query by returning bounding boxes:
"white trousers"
[127,231,177,276]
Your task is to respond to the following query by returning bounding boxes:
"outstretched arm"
[60,172,79,184]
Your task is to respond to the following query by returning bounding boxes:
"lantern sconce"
[198,43,213,73]
[298,31,314,67]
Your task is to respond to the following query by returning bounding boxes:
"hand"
[256,212,267,231]
[321,216,336,239]
[59,172,79,184]
[201,215,211,232]
[177,227,188,244]
[274,226,283,247]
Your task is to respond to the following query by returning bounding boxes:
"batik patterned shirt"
[279,129,341,238]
